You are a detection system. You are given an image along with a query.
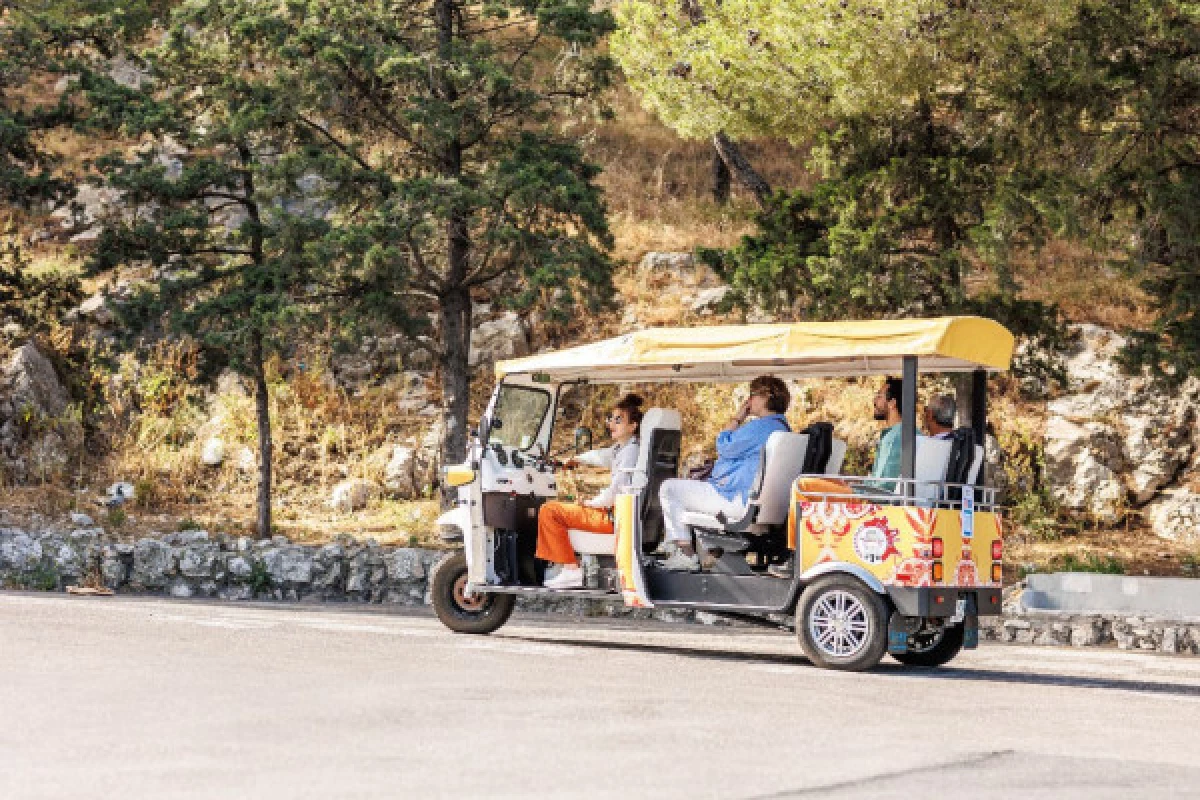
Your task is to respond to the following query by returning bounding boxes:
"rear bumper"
[887,586,1004,618]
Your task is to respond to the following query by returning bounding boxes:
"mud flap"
[963,615,980,649]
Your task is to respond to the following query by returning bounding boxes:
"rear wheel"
[430,551,515,635]
[796,574,888,671]
[891,623,965,667]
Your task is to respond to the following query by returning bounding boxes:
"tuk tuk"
[431,316,1012,671]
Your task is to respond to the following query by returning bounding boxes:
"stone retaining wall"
[4,524,1199,654]
[0,525,440,604]
[982,611,1200,655]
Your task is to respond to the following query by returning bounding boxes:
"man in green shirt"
[863,376,904,493]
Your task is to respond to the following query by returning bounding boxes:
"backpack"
[943,427,978,503]
[800,422,834,474]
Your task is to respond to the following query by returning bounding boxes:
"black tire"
[796,574,889,671]
[430,551,515,635]
[890,623,965,668]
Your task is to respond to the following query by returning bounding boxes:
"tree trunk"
[439,283,472,472]
[251,330,273,539]
[433,0,473,475]
[713,132,772,209]
[712,146,731,205]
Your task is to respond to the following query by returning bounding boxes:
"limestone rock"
[638,251,718,287]
[234,446,256,473]
[216,369,248,397]
[329,478,377,512]
[3,343,69,419]
[263,546,314,586]
[226,555,253,579]
[1145,490,1200,545]
[48,184,124,238]
[393,371,433,414]
[312,543,346,592]
[131,538,175,588]
[178,541,221,579]
[385,548,427,583]
[690,286,732,315]
[0,529,41,573]
[384,446,417,498]
[469,312,529,367]
[70,513,94,528]
[1042,324,1200,520]
[201,437,226,467]
[347,542,387,597]
[108,55,150,89]
[76,293,115,326]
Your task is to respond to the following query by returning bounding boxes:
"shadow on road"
[912,665,1200,699]
[506,633,1200,699]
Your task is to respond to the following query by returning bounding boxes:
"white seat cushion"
[567,529,615,555]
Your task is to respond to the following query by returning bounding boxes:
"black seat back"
[640,428,681,548]
[943,427,977,503]
[800,422,834,474]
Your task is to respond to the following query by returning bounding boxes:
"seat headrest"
[632,408,682,479]
[641,408,681,433]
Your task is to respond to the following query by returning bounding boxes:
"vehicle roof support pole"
[971,367,988,486]
[901,355,917,497]
[970,368,987,445]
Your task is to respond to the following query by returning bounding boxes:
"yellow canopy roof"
[496,316,1014,383]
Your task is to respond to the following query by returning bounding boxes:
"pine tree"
[84,7,347,536]
[1000,0,1200,378]
[179,0,618,467]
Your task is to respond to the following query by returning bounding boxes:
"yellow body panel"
[613,491,652,608]
[794,486,1001,588]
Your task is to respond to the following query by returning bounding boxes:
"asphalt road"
[2,593,1199,799]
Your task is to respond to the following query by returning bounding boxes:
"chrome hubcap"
[808,590,870,658]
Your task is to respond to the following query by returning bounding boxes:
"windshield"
[488,384,551,451]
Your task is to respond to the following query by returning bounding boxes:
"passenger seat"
[566,408,682,556]
[682,431,810,533]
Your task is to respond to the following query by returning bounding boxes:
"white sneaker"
[660,551,700,572]
[543,566,584,589]
[652,540,676,557]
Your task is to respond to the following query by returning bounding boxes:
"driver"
[536,393,643,589]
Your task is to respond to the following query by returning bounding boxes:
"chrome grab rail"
[792,474,1000,511]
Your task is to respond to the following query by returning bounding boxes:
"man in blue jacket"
[658,375,791,571]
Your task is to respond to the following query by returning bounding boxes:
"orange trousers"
[536,501,614,565]
[787,477,855,548]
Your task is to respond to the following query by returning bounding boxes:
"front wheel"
[430,551,515,635]
[891,623,965,668]
[796,574,889,671]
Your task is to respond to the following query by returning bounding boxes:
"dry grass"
[997,239,1155,331]
[585,88,813,262]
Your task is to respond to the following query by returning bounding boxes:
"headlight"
[444,466,477,487]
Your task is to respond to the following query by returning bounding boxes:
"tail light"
[932,561,944,583]
[992,563,1003,583]
[931,537,944,558]
[992,540,1003,561]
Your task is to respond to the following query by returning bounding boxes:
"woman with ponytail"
[537,393,644,589]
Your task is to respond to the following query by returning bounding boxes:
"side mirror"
[574,425,593,454]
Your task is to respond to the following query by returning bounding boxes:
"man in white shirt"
[924,394,956,439]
